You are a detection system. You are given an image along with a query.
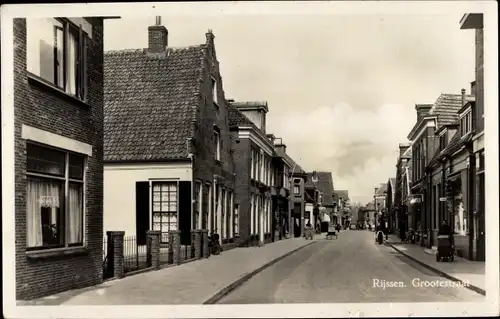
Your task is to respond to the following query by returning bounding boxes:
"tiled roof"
[365,202,375,211]
[375,183,388,196]
[304,172,334,206]
[428,94,474,130]
[428,131,473,167]
[334,190,349,201]
[103,46,205,162]
[274,147,305,174]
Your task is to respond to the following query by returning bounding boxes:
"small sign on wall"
[439,197,447,202]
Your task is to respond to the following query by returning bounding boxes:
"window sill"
[27,73,90,108]
[26,246,90,260]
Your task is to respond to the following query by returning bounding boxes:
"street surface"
[217,230,484,303]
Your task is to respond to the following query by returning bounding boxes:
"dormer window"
[211,77,218,107]
[439,130,448,151]
[460,110,472,136]
[213,127,220,161]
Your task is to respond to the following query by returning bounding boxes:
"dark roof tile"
[104,45,205,162]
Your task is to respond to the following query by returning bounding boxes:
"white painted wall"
[240,110,263,130]
[104,162,192,238]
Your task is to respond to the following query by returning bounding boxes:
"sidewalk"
[18,237,317,306]
[385,234,485,295]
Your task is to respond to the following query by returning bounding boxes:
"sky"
[104,12,476,205]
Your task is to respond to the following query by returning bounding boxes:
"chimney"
[148,16,168,53]
[398,143,410,158]
[374,187,379,194]
[415,104,433,121]
[470,81,476,96]
[461,88,466,106]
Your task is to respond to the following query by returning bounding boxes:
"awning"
[323,213,331,223]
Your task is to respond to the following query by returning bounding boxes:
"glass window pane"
[26,177,65,248]
[26,18,64,86]
[69,153,84,179]
[67,27,79,96]
[27,144,66,176]
[68,182,83,244]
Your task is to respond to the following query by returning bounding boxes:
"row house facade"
[394,144,412,239]
[333,190,350,227]
[14,16,116,300]
[103,20,237,249]
[289,154,308,238]
[460,13,485,261]
[386,178,397,233]
[307,171,335,231]
[373,184,387,227]
[228,101,275,246]
[268,136,293,241]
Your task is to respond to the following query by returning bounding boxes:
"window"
[294,185,300,196]
[26,18,88,100]
[250,194,254,234]
[202,183,210,230]
[439,132,447,151]
[460,111,472,136]
[194,182,202,230]
[26,143,85,250]
[214,128,220,161]
[250,148,254,179]
[211,77,218,106]
[221,188,226,238]
[226,190,231,239]
[214,184,220,232]
[152,182,178,243]
[234,204,239,236]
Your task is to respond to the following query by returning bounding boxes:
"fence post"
[107,231,125,279]
[192,229,202,259]
[201,229,209,258]
[147,230,161,270]
[169,230,181,265]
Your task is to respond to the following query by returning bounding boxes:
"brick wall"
[14,18,104,300]
[192,33,235,227]
[231,137,251,244]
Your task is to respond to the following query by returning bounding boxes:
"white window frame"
[151,181,179,243]
[26,17,88,101]
[25,142,87,251]
[460,110,472,136]
[211,76,218,107]
[214,129,221,161]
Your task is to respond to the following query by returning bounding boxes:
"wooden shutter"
[136,182,150,245]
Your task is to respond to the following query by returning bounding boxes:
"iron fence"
[102,237,113,280]
[123,235,152,274]
[180,243,195,263]
[159,242,173,265]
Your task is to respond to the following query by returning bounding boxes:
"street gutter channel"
[384,241,486,296]
[203,241,318,304]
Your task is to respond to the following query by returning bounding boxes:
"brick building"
[460,13,485,261]
[228,101,274,246]
[406,93,472,249]
[334,190,350,227]
[14,17,114,300]
[268,137,293,241]
[394,143,412,239]
[103,18,236,248]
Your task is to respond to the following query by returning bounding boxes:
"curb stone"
[203,241,318,304]
[385,242,486,296]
